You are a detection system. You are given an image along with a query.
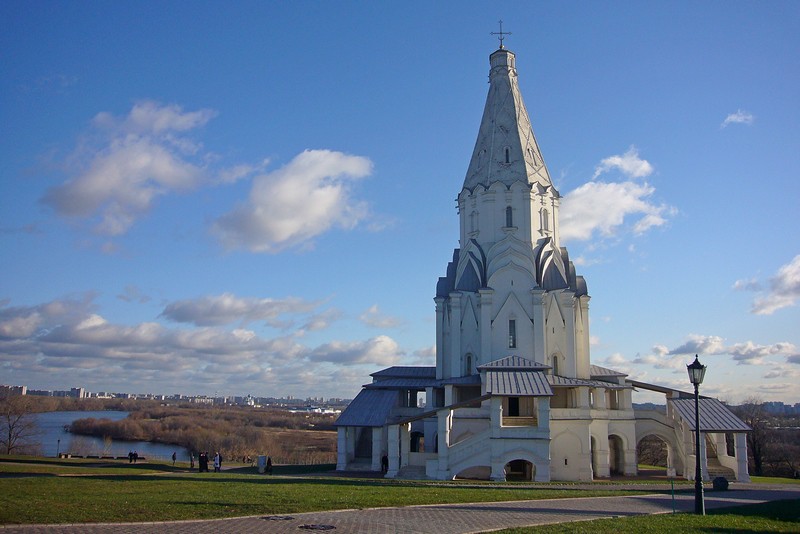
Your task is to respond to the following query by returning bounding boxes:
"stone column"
[479,289,493,365]
[386,425,400,478]
[400,423,411,469]
[436,409,452,479]
[448,292,463,379]
[531,289,546,362]
[577,387,590,409]
[336,427,348,471]
[371,426,384,472]
[435,297,446,380]
[735,433,751,482]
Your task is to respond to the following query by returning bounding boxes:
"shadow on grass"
[707,498,800,524]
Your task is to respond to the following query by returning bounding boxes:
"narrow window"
[541,208,550,231]
[508,319,517,349]
[552,356,559,376]
[466,354,472,375]
[505,206,513,227]
[504,146,511,164]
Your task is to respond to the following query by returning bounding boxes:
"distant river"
[34,411,190,461]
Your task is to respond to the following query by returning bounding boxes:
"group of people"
[195,451,222,472]
[127,451,139,463]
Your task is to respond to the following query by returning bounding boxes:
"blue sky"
[1,2,799,403]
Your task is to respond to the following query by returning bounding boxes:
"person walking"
[213,452,221,473]
[171,451,176,466]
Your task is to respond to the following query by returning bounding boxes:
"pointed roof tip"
[462,43,553,191]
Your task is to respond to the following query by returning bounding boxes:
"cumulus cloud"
[721,110,755,128]
[161,293,320,327]
[358,304,402,329]
[560,181,673,242]
[0,296,408,398]
[749,256,800,315]
[213,149,373,253]
[667,334,726,356]
[636,334,797,368]
[301,309,343,332]
[560,146,674,244]
[592,146,653,180]
[42,101,217,236]
[308,335,402,366]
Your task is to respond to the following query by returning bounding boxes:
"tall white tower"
[435,47,591,382]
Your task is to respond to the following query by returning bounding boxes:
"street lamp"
[687,354,707,515]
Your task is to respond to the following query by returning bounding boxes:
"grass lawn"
[0,456,654,525]
[495,499,800,533]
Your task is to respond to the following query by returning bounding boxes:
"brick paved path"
[3,484,798,533]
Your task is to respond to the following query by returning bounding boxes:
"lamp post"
[687,354,707,515]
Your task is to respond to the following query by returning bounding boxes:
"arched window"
[504,146,511,164]
[466,354,473,375]
[552,355,559,376]
[505,206,513,227]
[508,319,517,349]
[541,208,550,231]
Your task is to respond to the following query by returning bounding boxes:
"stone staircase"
[706,457,736,481]
[395,465,429,480]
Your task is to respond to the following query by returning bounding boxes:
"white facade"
[335,46,750,483]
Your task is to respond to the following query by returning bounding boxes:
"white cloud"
[212,149,373,253]
[359,304,402,329]
[668,334,726,356]
[592,146,653,180]
[308,335,402,366]
[750,255,800,315]
[42,101,216,236]
[727,341,797,365]
[0,296,401,398]
[649,334,797,366]
[302,309,343,332]
[733,278,761,292]
[721,110,755,128]
[560,181,672,242]
[161,293,321,327]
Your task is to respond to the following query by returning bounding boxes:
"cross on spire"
[491,20,511,49]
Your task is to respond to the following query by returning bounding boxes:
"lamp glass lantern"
[687,355,706,386]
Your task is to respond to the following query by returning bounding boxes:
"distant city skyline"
[1,3,798,403]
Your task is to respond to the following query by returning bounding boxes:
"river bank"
[34,411,191,460]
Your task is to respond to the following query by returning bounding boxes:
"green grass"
[0,456,653,525]
[751,475,800,485]
[494,499,800,533]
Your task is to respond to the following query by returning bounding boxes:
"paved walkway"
[3,483,798,533]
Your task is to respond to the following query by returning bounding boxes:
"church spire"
[462,46,554,191]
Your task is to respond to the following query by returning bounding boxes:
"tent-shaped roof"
[334,389,398,427]
[590,365,628,378]
[485,370,552,396]
[478,355,550,371]
[548,374,628,390]
[669,398,751,432]
[371,366,436,379]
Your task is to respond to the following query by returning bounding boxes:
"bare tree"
[0,394,42,455]
[733,396,771,476]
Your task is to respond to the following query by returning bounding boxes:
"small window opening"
[504,147,511,164]
[508,319,517,349]
[505,206,513,227]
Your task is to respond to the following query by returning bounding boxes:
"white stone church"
[336,45,751,482]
